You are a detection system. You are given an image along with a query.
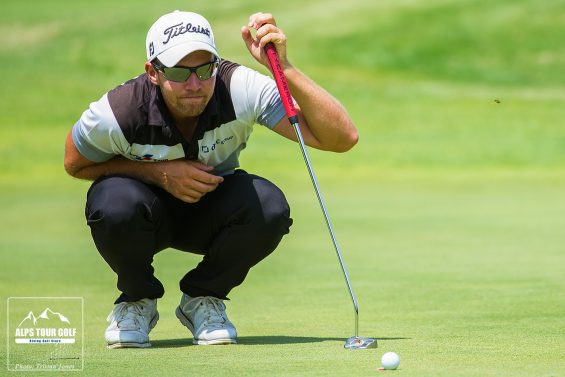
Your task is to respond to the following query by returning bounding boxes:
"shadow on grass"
[239,336,410,345]
[151,336,410,348]
[238,336,343,345]
[151,338,193,348]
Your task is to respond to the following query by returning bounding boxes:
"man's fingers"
[158,160,222,202]
[248,12,275,30]
[184,188,205,200]
[188,160,214,171]
[190,168,223,185]
[190,180,220,194]
[255,23,279,41]
[246,14,286,60]
[178,194,198,204]
[258,32,286,48]
[186,161,224,184]
[241,26,256,51]
[176,186,214,203]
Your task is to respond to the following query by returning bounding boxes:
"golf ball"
[381,352,400,370]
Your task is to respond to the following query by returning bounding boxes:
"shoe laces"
[108,301,149,331]
[189,297,228,329]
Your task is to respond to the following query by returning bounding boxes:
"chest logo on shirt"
[201,136,234,153]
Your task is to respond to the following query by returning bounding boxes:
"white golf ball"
[381,352,400,370]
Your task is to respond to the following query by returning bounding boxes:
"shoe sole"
[106,312,159,349]
[107,341,152,349]
[175,306,237,345]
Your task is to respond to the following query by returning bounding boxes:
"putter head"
[344,336,377,349]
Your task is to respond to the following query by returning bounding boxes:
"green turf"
[1,0,564,376]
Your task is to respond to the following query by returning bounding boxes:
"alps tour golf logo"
[7,297,84,371]
[15,307,77,344]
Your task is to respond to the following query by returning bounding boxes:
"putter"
[264,43,376,349]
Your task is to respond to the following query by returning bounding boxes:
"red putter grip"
[264,43,299,123]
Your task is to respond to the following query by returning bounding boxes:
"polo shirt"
[72,59,286,176]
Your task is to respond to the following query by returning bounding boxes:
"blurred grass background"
[1,0,564,376]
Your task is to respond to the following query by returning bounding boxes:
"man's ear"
[145,61,159,85]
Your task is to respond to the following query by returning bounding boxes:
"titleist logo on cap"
[162,22,211,45]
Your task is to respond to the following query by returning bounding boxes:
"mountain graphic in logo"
[18,308,71,327]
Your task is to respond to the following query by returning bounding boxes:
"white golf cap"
[146,10,219,67]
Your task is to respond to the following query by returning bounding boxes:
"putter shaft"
[290,121,359,337]
[264,42,361,339]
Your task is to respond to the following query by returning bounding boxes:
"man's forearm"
[282,64,358,152]
[71,156,165,187]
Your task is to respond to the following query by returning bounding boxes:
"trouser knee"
[246,178,293,257]
[86,177,156,234]
[256,180,292,235]
[85,176,168,264]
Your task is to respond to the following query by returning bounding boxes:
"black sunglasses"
[152,59,219,82]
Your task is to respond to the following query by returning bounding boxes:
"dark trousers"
[85,171,292,303]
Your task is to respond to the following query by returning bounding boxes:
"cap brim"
[157,41,219,67]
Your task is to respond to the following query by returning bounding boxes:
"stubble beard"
[175,97,208,118]
[159,81,211,120]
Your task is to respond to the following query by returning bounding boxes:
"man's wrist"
[281,61,294,75]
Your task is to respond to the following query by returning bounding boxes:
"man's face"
[149,50,217,122]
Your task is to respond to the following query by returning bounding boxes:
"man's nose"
[183,72,202,88]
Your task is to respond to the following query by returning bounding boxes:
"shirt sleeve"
[230,66,289,129]
[71,93,129,162]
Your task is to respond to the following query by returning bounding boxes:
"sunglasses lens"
[160,61,218,82]
[196,62,217,80]
[162,67,191,82]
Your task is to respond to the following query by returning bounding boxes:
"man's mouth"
[180,95,204,101]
